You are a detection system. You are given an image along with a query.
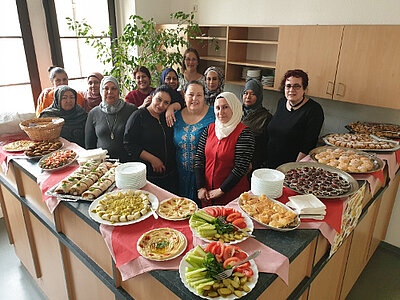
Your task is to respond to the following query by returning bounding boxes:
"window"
[0,0,38,113]
[52,0,114,92]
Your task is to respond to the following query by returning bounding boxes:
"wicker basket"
[19,117,64,141]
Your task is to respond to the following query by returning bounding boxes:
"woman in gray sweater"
[85,76,137,160]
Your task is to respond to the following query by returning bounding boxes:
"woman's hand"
[149,156,166,173]
[165,106,176,127]
[139,95,152,108]
[208,188,224,200]
[198,187,211,206]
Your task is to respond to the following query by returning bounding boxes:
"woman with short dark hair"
[125,66,155,108]
[266,69,324,168]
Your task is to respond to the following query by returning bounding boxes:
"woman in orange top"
[35,66,84,116]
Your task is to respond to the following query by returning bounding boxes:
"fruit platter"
[189,206,253,245]
[179,242,258,299]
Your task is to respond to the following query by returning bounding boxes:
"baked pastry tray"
[322,134,400,152]
[309,146,384,174]
[45,180,116,202]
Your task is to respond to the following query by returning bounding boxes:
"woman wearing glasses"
[178,48,205,93]
[266,69,324,169]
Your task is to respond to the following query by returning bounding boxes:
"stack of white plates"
[115,162,147,189]
[246,69,261,81]
[251,168,285,198]
[262,75,274,87]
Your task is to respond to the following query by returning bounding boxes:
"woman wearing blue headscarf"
[240,78,272,169]
[159,68,185,127]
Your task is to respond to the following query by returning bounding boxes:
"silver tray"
[309,146,384,174]
[24,140,64,160]
[345,122,400,139]
[322,133,400,152]
[38,149,78,172]
[238,195,300,232]
[277,161,359,199]
[46,181,116,202]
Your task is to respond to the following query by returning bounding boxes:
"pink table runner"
[100,182,290,285]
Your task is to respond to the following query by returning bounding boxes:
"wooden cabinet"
[275,26,343,98]
[189,25,227,74]
[334,26,400,109]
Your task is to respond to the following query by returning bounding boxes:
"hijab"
[40,85,87,123]
[240,78,263,117]
[160,68,184,104]
[99,76,125,114]
[214,92,243,140]
[204,66,225,106]
[83,72,104,112]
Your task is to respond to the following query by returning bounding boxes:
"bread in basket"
[19,117,64,141]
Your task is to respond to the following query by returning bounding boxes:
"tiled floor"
[0,217,399,300]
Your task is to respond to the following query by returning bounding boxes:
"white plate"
[88,189,159,226]
[136,228,187,261]
[38,149,78,172]
[157,197,198,221]
[189,206,254,245]
[3,140,35,152]
[179,247,259,299]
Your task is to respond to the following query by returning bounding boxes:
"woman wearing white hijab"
[85,76,137,160]
[194,92,255,206]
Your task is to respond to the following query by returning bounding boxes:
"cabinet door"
[334,26,400,109]
[275,25,343,98]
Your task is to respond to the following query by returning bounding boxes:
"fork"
[215,250,261,280]
[217,216,255,238]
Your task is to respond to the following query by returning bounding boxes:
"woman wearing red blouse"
[194,92,255,207]
[124,66,155,108]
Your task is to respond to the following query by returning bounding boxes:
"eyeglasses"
[285,84,302,90]
[185,58,198,62]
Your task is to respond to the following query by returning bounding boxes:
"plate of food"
[137,228,187,261]
[157,197,198,220]
[239,192,300,232]
[46,160,117,201]
[277,162,359,199]
[346,121,400,139]
[309,146,384,174]
[323,133,400,152]
[3,140,35,152]
[38,149,77,171]
[179,242,258,299]
[88,189,159,225]
[24,140,63,159]
[189,206,253,245]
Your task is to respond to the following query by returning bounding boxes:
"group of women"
[35,48,324,208]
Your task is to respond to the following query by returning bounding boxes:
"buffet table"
[0,154,399,299]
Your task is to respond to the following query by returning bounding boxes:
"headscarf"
[160,68,184,105]
[83,72,104,112]
[204,66,225,106]
[40,85,87,123]
[99,76,125,114]
[240,78,263,117]
[214,92,243,140]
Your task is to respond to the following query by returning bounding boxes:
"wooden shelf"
[228,60,276,69]
[191,36,227,41]
[229,39,278,45]
[226,80,277,91]
[201,55,226,62]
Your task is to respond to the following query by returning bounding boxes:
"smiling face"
[215,97,233,124]
[135,71,151,91]
[164,71,178,90]
[52,72,68,87]
[102,81,119,105]
[150,91,171,115]
[184,51,198,72]
[206,70,219,91]
[88,76,101,96]
[242,89,257,107]
[284,76,305,104]
[60,91,76,111]
[185,83,205,112]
